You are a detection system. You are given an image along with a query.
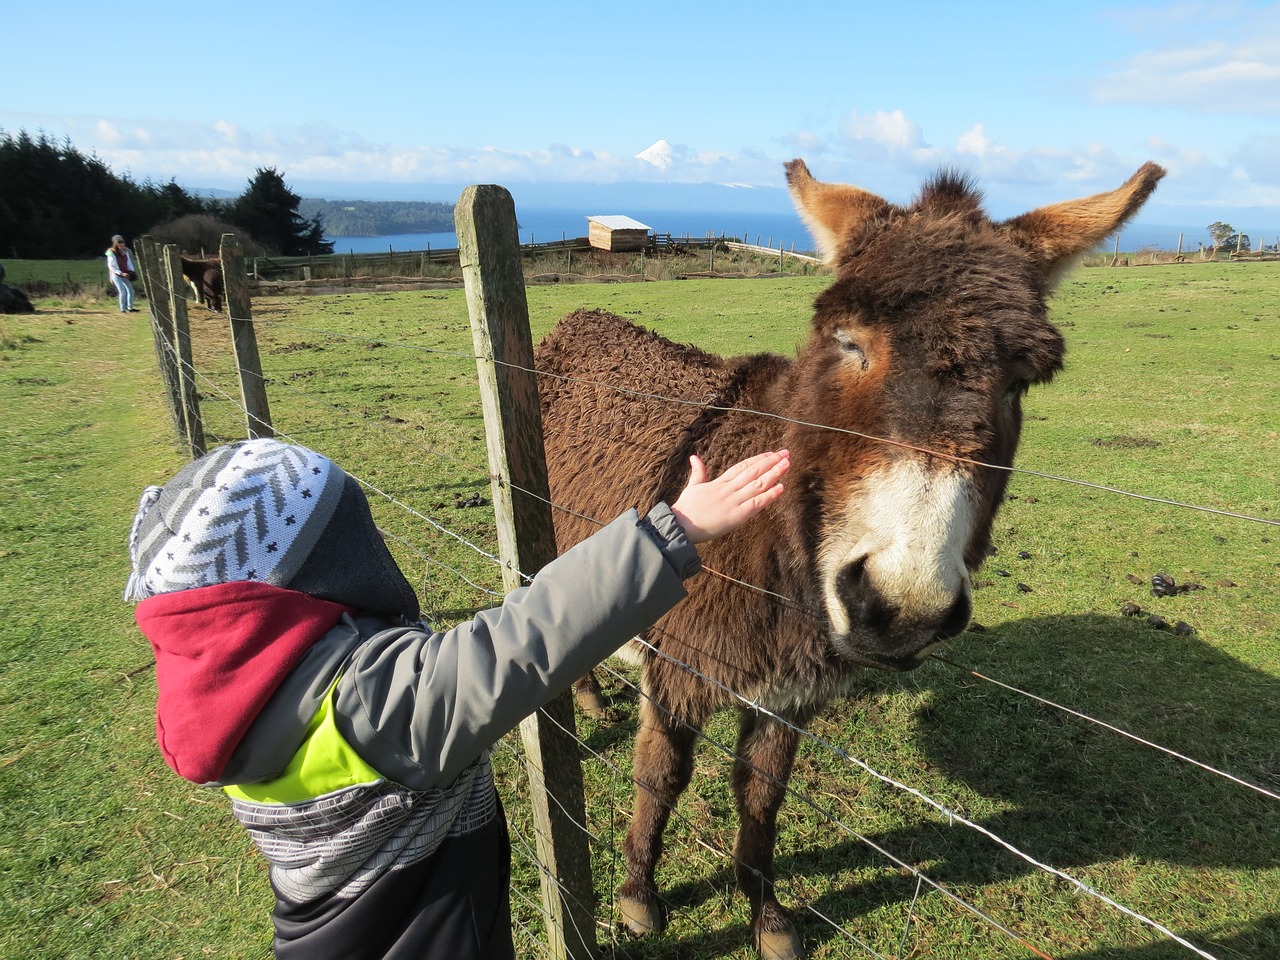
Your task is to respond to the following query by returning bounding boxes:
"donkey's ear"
[786,159,889,265]
[1003,162,1166,286]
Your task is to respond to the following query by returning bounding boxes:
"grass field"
[0,260,1276,959]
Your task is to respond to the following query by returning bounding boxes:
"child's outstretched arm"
[670,450,790,544]
[336,449,792,789]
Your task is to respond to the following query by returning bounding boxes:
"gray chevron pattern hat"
[125,438,419,619]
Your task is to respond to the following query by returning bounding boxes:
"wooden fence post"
[135,236,188,447]
[455,184,597,960]
[219,234,273,439]
[161,243,206,457]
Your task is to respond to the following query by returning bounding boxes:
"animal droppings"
[1126,574,1145,585]
[1150,573,1205,596]
[1016,582,1032,593]
[1174,621,1194,636]
[1017,550,1032,560]
[1121,602,1143,617]
[995,570,1012,578]
[1146,614,1169,629]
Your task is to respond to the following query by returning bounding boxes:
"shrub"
[144,214,268,257]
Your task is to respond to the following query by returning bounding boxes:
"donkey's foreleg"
[733,711,806,960]
[572,670,610,719]
[619,696,703,937]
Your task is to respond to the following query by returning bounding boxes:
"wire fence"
[132,227,1278,960]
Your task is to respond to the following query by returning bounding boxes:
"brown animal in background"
[179,256,224,312]
[535,158,1164,959]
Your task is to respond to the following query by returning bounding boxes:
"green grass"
[1,260,1277,959]
[4,258,117,300]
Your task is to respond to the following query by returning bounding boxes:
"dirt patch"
[1091,435,1160,449]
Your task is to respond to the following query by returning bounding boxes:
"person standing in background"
[106,235,139,313]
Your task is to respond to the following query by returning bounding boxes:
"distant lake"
[327,207,816,255]
[328,209,1280,256]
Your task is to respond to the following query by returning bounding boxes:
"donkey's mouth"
[830,634,939,672]
[862,651,929,673]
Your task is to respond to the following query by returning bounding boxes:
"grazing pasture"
[0,261,1275,959]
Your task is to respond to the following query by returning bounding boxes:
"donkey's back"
[537,308,778,553]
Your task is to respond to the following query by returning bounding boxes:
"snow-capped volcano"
[635,139,675,170]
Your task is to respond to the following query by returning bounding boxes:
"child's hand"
[670,450,790,545]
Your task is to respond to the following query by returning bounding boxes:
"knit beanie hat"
[124,438,419,619]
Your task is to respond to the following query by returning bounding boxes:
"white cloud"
[839,108,936,161]
[1233,132,1280,188]
[1093,5,1280,114]
[7,104,1278,216]
[779,130,828,156]
[955,123,995,158]
[93,120,125,147]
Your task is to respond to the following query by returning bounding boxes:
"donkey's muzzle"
[830,560,971,670]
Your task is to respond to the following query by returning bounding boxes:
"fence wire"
[138,271,1276,960]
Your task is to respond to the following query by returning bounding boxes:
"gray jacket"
[215,504,699,956]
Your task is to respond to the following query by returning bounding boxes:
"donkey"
[535,158,1164,959]
[179,256,224,312]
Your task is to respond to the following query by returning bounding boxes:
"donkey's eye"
[835,332,867,369]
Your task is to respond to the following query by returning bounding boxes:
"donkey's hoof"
[756,926,804,960]
[619,895,663,937]
[573,687,611,721]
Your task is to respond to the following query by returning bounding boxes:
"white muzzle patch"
[819,458,975,637]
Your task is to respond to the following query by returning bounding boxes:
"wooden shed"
[586,215,651,252]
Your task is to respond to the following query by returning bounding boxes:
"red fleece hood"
[135,581,354,784]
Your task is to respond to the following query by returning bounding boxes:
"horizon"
[4,1,1278,234]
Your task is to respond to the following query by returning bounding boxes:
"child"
[125,437,789,959]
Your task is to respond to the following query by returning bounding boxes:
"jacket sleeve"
[333,504,700,790]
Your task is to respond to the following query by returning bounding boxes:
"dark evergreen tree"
[228,167,333,256]
[153,180,216,224]
[0,129,216,258]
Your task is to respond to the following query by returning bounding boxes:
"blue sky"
[4,0,1279,224]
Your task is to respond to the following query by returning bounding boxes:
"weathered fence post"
[455,184,597,960]
[219,234,273,439]
[161,243,206,457]
[135,236,188,447]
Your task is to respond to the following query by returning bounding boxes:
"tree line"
[297,199,454,238]
[0,129,333,260]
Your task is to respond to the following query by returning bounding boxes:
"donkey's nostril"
[835,557,868,594]
[936,593,972,639]
[836,558,899,635]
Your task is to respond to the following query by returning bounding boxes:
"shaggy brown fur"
[535,159,1164,959]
